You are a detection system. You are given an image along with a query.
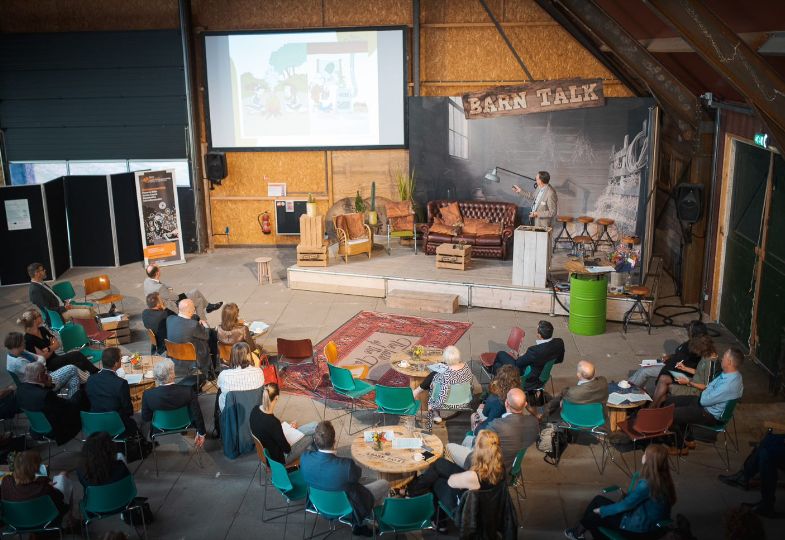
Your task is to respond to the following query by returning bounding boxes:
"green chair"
[59,323,102,365]
[431,381,473,423]
[80,411,142,463]
[22,409,56,466]
[373,493,435,537]
[150,406,193,477]
[52,280,95,308]
[304,487,356,539]
[261,449,307,538]
[374,385,420,426]
[598,474,673,539]
[1,497,64,538]
[326,363,376,435]
[44,308,67,332]
[523,359,557,406]
[559,401,610,474]
[81,474,147,539]
[509,447,528,518]
[685,398,739,470]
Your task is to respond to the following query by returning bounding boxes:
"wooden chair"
[218,342,233,365]
[146,329,158,355]
[164,339,214,392]
[276,338,315,372]
[83,274,124,313]
[623,285,652,334]
[553,215,575,253]
[333,214,372,263]
[594,218,616,251]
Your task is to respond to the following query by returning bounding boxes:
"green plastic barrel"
[568,273,607,336]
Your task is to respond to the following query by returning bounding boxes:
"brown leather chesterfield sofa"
[420,200,518,260]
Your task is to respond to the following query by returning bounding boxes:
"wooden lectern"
[512,226,552,288]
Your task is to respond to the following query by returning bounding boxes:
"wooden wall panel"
[331,150,409,201]
[503,0,554,23]
[213,152,327,197]
[324,0,411,26]
[211,199,331,245]
[422,0,503,24]
[192,0,323,30]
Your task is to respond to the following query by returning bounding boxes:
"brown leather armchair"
[421,200,517,259]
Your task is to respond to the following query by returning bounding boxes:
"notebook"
[124,374,143,385]
[248,321,270,334]
[281,422,305,446]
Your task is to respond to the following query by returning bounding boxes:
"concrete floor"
[1,246,783,539]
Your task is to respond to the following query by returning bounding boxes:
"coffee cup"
[618,380,630,389]
[399,361,410,368]
[413,453,424,462]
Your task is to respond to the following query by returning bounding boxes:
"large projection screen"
[204,27,406,150]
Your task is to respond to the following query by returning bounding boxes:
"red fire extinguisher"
[259,211,272,235]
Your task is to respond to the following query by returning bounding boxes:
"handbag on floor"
[120,496,155,525]
[260,353,278,385]
[537,422,568,466]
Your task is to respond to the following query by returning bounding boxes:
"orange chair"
[164,339,214,392]
[479,327,525,380]
[218,342,233,365]
[321,340,368,379]
[83,274,124,314]
[324,341,338,364]
[146,329,158,355]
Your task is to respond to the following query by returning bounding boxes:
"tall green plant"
[394,167,416,202]
[354,190,366,213]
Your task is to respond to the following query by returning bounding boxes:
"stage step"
[386,290,459,314]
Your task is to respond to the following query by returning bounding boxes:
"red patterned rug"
[279,310,472,408]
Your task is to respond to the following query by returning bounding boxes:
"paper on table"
[100,315,124,323]
[392,438,423,449]
[364,430,395,443]
[124,374,143,385]
[428,363,449,374]
[585,266,616,273]
[248,321,270,334]
[607,392,629,405]
[625,393,653,402]
[641,359,665,367]
[281,422,305,446]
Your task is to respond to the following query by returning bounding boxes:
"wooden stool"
[573,235,595,259]
[576,216,595,237]
[623,285,651,334]
[255,257,273,285]
[553,215,575,253]
[594,218,615,251]
[623,235,641,248]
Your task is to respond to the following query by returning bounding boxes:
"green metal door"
[719,142,769,345]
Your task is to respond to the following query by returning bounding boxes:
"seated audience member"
[15,362,82,445]
[412,346,474,429]
[0,386,15,423]
[217,303,264,352]
[650,346,719,408]
[216,343,264,412]
[719,431,785,517]
[250,383,317,466]
[1,450,70,519]
[6,331,83,399]
[77,432,131,487]
[27,261,96,323]
[629,321,709,390]
[166,299,216,376]
[85,347,139,437]
[666,347,744,454]
[472,365,520,432]
[565,444,675,540]
[143,263,221,321]
[408,430,507,532]
[141,292,168,354]
[447,388,539,472]
[491,320,565,390]
[20,309,98,374]
[542,360,608,421]
[300,421,390,537]
[648,334,716,405]
[141,359,206,449]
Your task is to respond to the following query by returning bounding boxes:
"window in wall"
[9,162,68,185]
[128,160,191,187]
[68,161,129,176]
[448,98,469,160]
[8,159,191,187]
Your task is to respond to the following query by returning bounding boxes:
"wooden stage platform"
[287,242,651,322]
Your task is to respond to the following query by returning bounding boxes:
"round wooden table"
[351,426,444,490]
[390,350,444,410]
[606,384,650,431]
[121,354,164,413]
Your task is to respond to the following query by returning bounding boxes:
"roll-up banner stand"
[134,169,185,266]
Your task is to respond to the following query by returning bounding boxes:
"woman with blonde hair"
[413,345,475,429]
[19,308,98,374]
[565,444,676,540]
[249,383,317,465]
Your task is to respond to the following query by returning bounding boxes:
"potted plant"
[367,181,378,225]
[354,190,366,214]
[306,193,317,217]
[394,167,416,202]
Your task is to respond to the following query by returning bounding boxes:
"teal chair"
[7,369,22,387]
[261,449,307,537]
[22,409,56,466]
[509,447,528,517]
[81,474,147,539]
[1,497,64,538]
[374,385,420,426]
[44,308,67,332]
[52,280,94,308]
[559,401,610,474]
[522,359,557,406]
[431,381,473,423]
[598,473,673,539]
[304,487,356,539]
[325,363,376,435]
[150,406,193,477]
[685,398,739,470]
[80,411,142,463]
[59,323,102,365]
[373,493,435,537]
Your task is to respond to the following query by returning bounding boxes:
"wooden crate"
[299,214,325,248]
[436,243,472,270]
[387,290,459,313]
[297,242,329,267]
[512,226,552,288]
[99,314,129,331]
[105,327,131,346]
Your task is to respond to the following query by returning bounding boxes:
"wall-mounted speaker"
[205,151,227,183]
[675,183,704,224]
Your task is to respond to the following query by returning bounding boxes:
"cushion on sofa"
[462,218,489,235]
[476,221,502,235]
[439,202,463,226]
[429,218,456,236]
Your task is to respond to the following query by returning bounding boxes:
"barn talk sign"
[461,78,605,119]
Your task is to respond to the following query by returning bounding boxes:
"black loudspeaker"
[675,183,704,224]
[205,152,227,182]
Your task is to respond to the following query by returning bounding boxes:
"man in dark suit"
[85,347,139,437]
[142,292,168,355]
[543,360,608,421]
[27,262,96,324]
[166,299,216,375]
[300,421,389,537]
[15,362,82,445]
[492,320,565,390]
[448,388,539,471]
[141,358,206,449]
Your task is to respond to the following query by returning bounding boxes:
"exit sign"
[754,133,769,148]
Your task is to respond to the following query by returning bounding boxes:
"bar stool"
[622,235,641,249]
[576,216,594,237]
[255,256,273,285]
[553,215,575,253]
[594,218,615,251]
[573,235,595,259]
[623,285,651,334]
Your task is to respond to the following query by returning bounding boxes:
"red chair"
[70,318,112,344]
[479,327,525,380]
[618,404,677,475]
[276,338,314,373]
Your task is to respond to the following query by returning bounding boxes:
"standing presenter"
[512,171,558,228]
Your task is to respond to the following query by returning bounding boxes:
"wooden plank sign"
[462,78,605,119]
